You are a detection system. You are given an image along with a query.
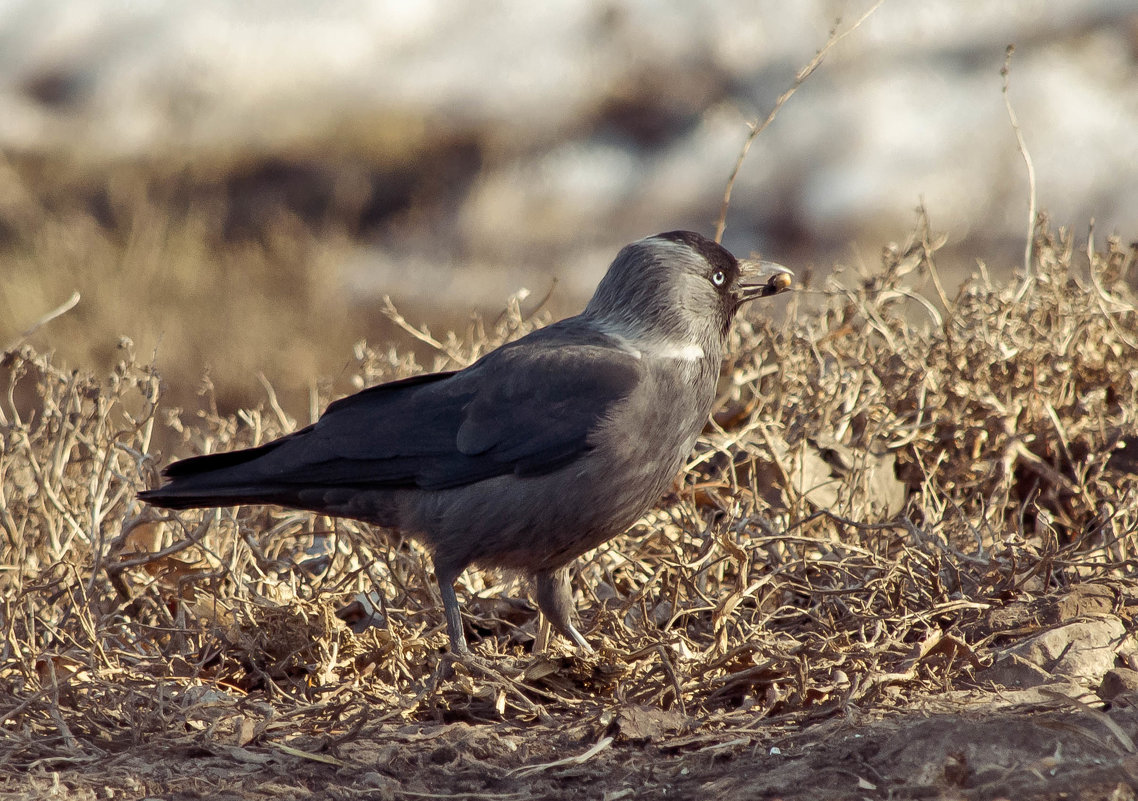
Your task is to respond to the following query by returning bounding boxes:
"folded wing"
[140,333,642,507]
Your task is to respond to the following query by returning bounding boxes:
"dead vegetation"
[2,219,1138,799]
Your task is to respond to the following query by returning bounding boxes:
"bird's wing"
[151,371,456,483]
[268,339,643,490]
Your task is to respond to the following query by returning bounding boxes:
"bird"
[139,231,792,655]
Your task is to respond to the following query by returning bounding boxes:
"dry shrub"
[2,219,1137,768]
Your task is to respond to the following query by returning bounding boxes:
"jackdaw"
[139,231,792,654]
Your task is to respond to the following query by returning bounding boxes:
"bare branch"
[1001,44,1038,300]
[715,0,885,243]
[3,290,80,353]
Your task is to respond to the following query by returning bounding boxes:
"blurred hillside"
[0,0,1136,418]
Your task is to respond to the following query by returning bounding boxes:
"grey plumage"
[139,231,791,654]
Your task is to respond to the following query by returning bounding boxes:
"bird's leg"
[435,568,470,655]
[533,567,594,653]
[429,568,512,689]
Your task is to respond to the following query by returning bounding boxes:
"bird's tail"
[139,437,297,510]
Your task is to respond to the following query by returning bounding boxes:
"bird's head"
[584,231,792,350]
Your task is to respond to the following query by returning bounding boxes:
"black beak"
[736,259,794,303]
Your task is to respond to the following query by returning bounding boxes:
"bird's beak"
[736,259,794,303]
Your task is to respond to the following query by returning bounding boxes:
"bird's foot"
[430,643,523,685]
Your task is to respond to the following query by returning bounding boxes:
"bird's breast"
[591,355,718,497]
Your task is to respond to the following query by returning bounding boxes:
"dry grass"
[2,216,1138,792]
[0,155,371,421]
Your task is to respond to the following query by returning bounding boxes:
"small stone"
[1098,668,1138,703]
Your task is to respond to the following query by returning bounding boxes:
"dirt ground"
[8,664,1138,800]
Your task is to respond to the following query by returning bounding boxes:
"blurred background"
[1,0,1136,419]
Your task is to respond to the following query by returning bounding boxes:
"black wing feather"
[302,341,641,489]
[145,329,642,500]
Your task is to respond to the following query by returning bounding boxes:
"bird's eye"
[711,270,726,287]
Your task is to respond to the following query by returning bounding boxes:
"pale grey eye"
[711,270,726,287]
